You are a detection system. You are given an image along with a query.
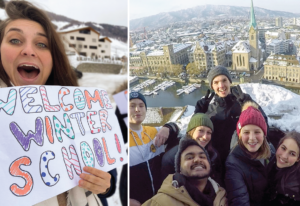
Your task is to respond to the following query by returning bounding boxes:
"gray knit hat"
[186,113,214,133]
[207,66,232,89]
[129,91,147,110]
[175,136,211,173]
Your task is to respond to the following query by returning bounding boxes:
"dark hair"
[276,131,300,189]
[0,1,78,86]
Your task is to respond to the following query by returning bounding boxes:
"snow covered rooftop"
[250,57,257,63]
[147,50,164,56]
[173,44,191,53]
[232,41,250,53]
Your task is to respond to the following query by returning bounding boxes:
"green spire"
[249,0,257,30]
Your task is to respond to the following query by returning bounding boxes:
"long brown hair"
[0,1,78,86]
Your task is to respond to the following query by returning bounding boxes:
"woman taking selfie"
[0,1,111,205]
[225,101,274,206]
[265,131,300,205]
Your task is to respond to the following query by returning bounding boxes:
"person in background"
[265,131,300,205]
[161,113,223,186]
[194,66,268,177]
[143,137,227,206]
[225,101,274,206]
[129,91,179,206]
[0,1,112,205]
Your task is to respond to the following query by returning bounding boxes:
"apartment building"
[264,54,300,83]
[266,39,291,54]
[58,26,111,58]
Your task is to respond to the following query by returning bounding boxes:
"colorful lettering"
[87,111,101,134]
[61,145,82,180]
[74,88,86,110]
[45,116,54,144]
[40,151,60,186]
[20,87,42,113]
[99,110,112,133]
[53,113,75,142]
[9,157,33,196]
[93,138,105,167]
[39,86,60,112]
[100,90,113,109]
[9,117,44,151]
[80,141,95,167]
[0,89,17,115]
[70,112,86,136]
[58,87,74,112]
[102,137,116,165]
[84,90,104,109]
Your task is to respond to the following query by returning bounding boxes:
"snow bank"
[240,83,300,132]
[0,8,6,20]
[143,108,162,124]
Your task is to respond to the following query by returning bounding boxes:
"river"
[130,78,300,107]
[130,79,210,107]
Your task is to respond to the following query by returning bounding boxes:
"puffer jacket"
[225,144,275,206]
[194,87,268,165]
[265,156,300,206]
[142,174,227,206]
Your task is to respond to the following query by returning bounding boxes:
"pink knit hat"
[236,101,267,136]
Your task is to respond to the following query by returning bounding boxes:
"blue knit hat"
[129,92,147,109]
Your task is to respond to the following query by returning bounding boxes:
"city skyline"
[130,0,300,20]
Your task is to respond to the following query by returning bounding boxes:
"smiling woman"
[0,1,112,206]
[0,0,78,87]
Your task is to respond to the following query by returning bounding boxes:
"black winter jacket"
[265,156,300,206]
[194,88,269,165]
[225,144,275,206]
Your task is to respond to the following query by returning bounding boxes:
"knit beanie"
[175,136,211,173]
[129,91,147,109]
[236,101,267,137]
[207,66,232,89]
[186,113,214,133]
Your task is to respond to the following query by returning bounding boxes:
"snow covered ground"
[145,83,300,134]
[110,38,128,58]
[79,72,127,206]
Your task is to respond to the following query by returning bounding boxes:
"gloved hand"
[232,85,252,105]
[199,89,215,113]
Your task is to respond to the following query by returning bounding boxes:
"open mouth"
[247,142,258,148]
[191,163,206,170]
[17,64,40,80]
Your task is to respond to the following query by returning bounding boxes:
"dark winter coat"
[265,156,300,206]
[194,88,268,165]
[225,144,275,206]
[161,143,224,187]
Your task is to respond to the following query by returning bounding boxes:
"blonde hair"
[238,127,271,159]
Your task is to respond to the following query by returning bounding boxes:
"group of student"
[129,66,300,206]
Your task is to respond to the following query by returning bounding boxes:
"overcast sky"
[30,0,127,26]
[130,0,300,20]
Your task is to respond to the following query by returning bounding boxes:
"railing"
[76,56,123,65]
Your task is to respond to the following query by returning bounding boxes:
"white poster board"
[113,89,128,127]
[0,86,127,206]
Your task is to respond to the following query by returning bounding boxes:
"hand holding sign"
[79,166,111,194]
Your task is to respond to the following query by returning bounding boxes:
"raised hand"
[154,127,170,147]
[200,89,215,113]
[232,85,251,105]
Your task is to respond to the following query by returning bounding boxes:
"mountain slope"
[130,4,299,30]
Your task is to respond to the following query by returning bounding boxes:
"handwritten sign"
[0,86,127,206]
